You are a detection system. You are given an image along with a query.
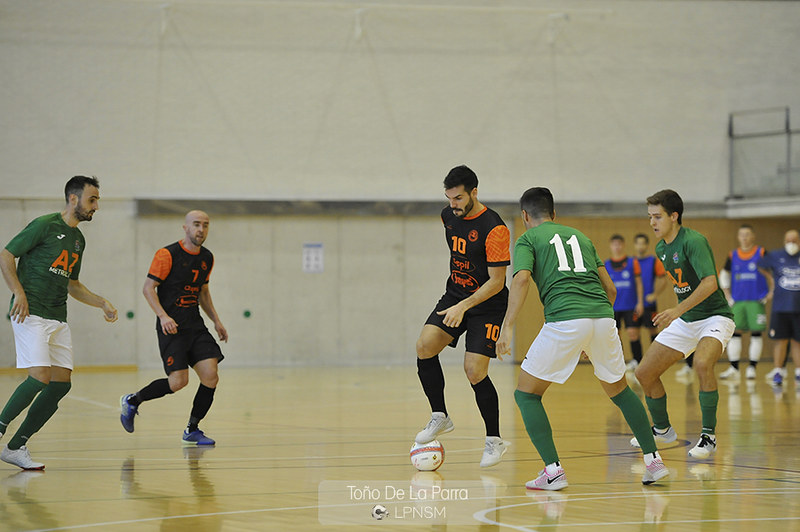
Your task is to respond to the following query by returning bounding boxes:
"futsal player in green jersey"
[497,187,668,491]
[0,176,118,470]
[631,189,735,459]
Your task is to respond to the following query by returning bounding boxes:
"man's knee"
[416,337,442,359]
[464,360,489,384]
[168,371,189,391]
[692,355,714,375]
[199,370,219,388]
[28,366,53,385]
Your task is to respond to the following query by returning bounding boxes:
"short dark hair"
[519,187,555,220]
[739,224,754,232]
[610,234,625,242]
[443,165,478,192]
[646,189,683,225]
[634,233,649,243]
[65,176,100,202]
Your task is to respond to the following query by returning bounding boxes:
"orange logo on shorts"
[167,356,174,366]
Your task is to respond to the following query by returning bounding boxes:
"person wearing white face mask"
[758,229,800,386]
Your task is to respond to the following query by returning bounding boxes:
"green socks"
[611,386,657,455]
[514,389,559,465]
[0,376,48,430]
[698,390,718,435]
[645,394,671,430]
[7,381,72,450]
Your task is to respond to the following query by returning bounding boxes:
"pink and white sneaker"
[525,463,568,491]
[642,456,669,485]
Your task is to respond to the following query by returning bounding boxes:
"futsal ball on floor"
[410,440,444,471]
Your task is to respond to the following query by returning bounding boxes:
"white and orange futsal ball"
[410,440,445,471]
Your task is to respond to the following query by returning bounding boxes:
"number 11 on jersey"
[549,234,587,273]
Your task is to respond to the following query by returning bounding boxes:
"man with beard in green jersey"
[0,176,118,470]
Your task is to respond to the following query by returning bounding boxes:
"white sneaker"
[526,463,568,491]
[676,365,693,379]
[745,366,757,380]
[688,434,716,459]
[765,367,786,382]
[642,456,669,485]
[719,366,740,380]
[415,412,454,444]
[626,359,639,371]
[480,437,508,468]
[1,446,45,470]
[631,426,677,448]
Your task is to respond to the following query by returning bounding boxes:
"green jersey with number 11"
[513,221,613,323]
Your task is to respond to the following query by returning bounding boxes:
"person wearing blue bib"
[718,225,769,381]
[605,235,644,370]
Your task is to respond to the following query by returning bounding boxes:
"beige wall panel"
[338,217,406,363]
[2,2,799,202]
[196,216,273,368]
[270,217,340,365]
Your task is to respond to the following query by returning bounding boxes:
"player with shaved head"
[120,210,228,445]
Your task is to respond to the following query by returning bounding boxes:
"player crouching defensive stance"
[630,190,735,459]
[496,187,668,490]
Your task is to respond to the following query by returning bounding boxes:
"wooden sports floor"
[1,362,799,531]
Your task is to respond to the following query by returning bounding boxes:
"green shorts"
[732,301,767,332]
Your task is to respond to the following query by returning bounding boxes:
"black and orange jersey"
[441,205,510,310]
[147,241,214,330]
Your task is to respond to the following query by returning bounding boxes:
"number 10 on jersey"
[549,234,587,273]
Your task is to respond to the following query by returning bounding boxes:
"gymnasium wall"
[1,0,799,203]
[1,196,796,369]
[2,0,800,368]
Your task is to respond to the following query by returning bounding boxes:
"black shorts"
[157,326,224,375]
[614,310,637,329]
[631,306,658,328]
[425,293,506,358]
[768,312,800,342]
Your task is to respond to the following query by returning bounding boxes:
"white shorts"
[520,318,626,385]
[11,315,74,370]
[654,315,735,357]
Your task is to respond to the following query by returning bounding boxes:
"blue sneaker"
[120,394,138,433]
[773,371,784,386]
[182,430,215,446]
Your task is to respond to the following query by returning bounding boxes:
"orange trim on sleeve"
[632,257,642,276]
[148,248,172,281]
[485,225,511,263]
[654,257,666,276]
